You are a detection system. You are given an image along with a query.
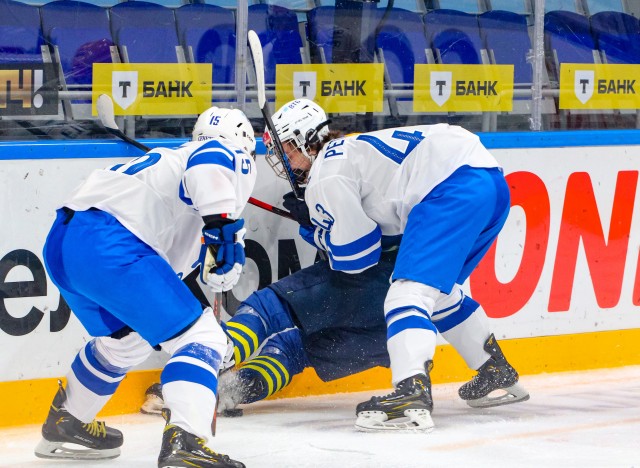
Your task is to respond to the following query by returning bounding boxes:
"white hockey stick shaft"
[247,30,303,199]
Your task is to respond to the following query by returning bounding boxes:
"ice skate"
[138,367,266,419]
[217,367,268,417]
[141,382,164,415]
[158,409,245,468]
[34,380,123,460]
[355,361,434,433]
[459,334,530,408]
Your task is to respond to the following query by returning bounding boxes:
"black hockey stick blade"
[247,30,302,200]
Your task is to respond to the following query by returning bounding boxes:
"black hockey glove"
[282,190,312,227]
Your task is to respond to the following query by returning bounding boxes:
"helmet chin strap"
[292,130,315,162]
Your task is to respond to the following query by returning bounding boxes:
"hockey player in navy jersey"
[141,249,397,417]
[258,98,529,432]
[35,107,256,467]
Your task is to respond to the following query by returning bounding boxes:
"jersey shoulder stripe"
[186,141,236,171]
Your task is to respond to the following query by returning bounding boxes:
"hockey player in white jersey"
[35,107,255,467]
[265,99,529,433]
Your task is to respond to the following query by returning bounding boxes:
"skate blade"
[219,408,244,418]
[35,438,121,460]
[466,382,530,408]
[355,409,434,433]
[140,394,164,415]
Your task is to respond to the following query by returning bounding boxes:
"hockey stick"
[96,94,295,221]
[247,30,303,200]
[96,94,149,153]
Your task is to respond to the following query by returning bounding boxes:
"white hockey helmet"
[265,99,330,181]
[192,106,256,156]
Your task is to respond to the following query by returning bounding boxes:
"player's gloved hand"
[283,190,312,227]
[298,225,317,247]
[198,218,246,293]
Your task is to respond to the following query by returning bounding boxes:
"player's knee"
[433,284,464,314]
[232,303,268,328]
[94,333,154,370]
[432,295,481,333]
[240,287,296,331]
[261,329,306,374]
[159,309,227,393]
[384,279,440,317]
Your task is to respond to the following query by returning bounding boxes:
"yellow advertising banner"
[92,63,212,115]
[559,64,640,110]
[275,64,384,113]
[414,64,514,112]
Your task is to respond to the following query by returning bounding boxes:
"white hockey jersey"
[64,139,256,276]
[305,124,499,274]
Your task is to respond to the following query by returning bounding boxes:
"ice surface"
[2,366,639,467]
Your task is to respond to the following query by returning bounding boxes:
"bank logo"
[0,64,58,116]
[112,71,138,110]
[559,64,640,110]
[430,71,452,107]
[574,70,594,104]
[293,72,317,100]
[94,63,212,115]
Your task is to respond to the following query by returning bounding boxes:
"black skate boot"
[34,380,123,460]
[141,382,164,415]
[458,334,530,408]
[158,409,245,468]
[217,367,269,417]
[355,361,435,432]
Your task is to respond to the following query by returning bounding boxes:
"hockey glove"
[298,225,328,253]
[198,218,246,293]
[282,190,312,227]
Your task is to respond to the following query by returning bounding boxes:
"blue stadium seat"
[479,9,557,119]
[40,0,113,86]
[478,10,532,84]
[424,9,485,64]
[0,0,43,64]
[306,5,381,65]
[306,5,338,63]
[375,7,429,86]
[248,3,303,84]
[110,1,181,63]
[544,10,598,80]
[175,3,236,85]
[590,11,640,64]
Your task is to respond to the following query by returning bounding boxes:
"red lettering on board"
[471,172,550,318]
[549,171,637,311]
